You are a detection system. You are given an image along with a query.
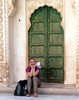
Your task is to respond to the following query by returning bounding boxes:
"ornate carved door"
[28,6,64,83]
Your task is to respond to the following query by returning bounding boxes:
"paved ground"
[0,93,79,100]
[0,83,79,100]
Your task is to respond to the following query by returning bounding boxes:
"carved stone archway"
[26,0,64,32]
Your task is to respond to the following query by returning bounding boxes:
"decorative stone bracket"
[8,0,16,16]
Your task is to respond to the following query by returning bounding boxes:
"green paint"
[28,6,64,83]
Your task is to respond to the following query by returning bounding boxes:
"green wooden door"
[28,6,64,83]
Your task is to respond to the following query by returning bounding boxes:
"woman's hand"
[28,59,38,77]
[27,70,33,77]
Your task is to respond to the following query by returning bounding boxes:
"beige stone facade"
[0,0,8,86]
[0,0,79,88]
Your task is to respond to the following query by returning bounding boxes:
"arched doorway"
[28,6,64,83]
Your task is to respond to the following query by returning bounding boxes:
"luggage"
[14,80,28,96]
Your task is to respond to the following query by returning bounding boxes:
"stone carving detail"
[8,0,16,16]
[0,0,4,62]
[73,0,79,86]
[0,63,8,85]
[26,0,64,31]
[0,0,9,86]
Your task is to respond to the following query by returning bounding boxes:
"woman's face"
[29,59,36,67]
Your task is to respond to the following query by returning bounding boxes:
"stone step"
[0,87,14,93]
[0,83,79,95]
[38,83,76,95]
[0,87,78,95]
[38,88,76,95]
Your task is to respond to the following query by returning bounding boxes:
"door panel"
[28,6,64,82]
[48,7,64,82]
[49,9,61,20]
[49,34,63,45]
[32,22,45,32]
[49,22,63,32]
[49,58,63,68]
[31,34,45,45]
[29,7,47,81]
[49,46,63,56]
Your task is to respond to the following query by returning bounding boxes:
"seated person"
[26,58,41,97]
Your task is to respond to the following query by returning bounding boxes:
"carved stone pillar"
[0,0,8,86]
[8,0,27,85]
[74,0,79,88]
[0,0,16,86]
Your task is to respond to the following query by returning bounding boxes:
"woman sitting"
[26,59,41,97]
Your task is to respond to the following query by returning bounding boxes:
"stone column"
[13,0,26,82]
[8,0,26,86]
[64,0,76,84]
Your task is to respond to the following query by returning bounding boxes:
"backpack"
[14,80,28,96]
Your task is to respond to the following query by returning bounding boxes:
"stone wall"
[0,0,8,86]
[0,0,77,86]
